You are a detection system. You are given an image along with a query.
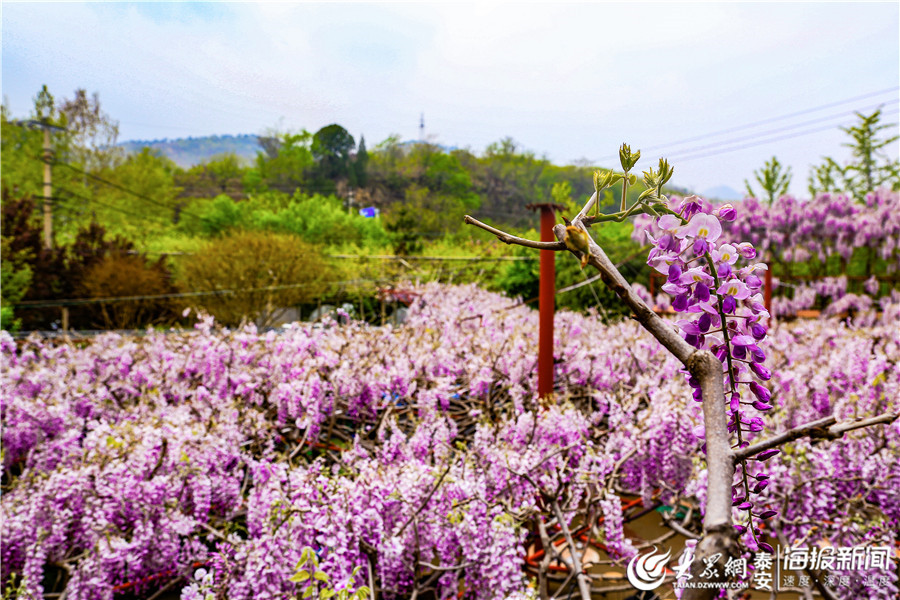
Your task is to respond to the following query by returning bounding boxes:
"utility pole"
[13,119,65,250]
[419,113,425,143]
[42,126,53,250]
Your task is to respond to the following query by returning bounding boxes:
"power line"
[328,254,535,261]
[53,160,209,223]
[13,278,392,309]
[653,99,899,160]
[593,87,900,163]
[670,107,900,163]
[53,187,172,224]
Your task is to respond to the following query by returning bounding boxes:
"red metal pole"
[538,206,556,398]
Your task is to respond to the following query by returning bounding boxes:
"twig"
[550,499,592,600]
[733,413,898,463]
[395,461,453,536]
[146,577,183,600]
[417,561,475,572]
[464,216,567,250]
[535,516,554,600]
[828,412,898,436]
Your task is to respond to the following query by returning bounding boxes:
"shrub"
[78,253,177,330]
[177,230,330,327]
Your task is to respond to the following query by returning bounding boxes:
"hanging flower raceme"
[646,195,775,551]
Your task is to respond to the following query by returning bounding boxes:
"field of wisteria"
[3,171,900,600]
[3,279,899,599]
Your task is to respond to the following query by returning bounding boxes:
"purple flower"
[749,345,766,363]
[697,312,712,332]
[679,195,704,219]
[722,295,737,314]
[694,282,711,302]
[712,243,738,264]
[715,204,738,221]
[749,381,771,403]
[731,334,756,347]
[749,362,771,381]
[735,242,757,259]
[749,322,767,340]
[677,213,722,243]
[667,263,683,283]
[753,449,781,461]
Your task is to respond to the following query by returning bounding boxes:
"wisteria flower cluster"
[634,189,900,271]
[770,274,900,320]
[645,195,779,549]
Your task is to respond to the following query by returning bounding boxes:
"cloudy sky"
[3,2,898,198]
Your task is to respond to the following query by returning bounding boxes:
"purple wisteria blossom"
[645,196,778,546]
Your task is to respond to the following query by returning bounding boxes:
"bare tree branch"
[828,412,898,437]
[733,413,898,463]
[463,215,567,250]
[550,499,592,600]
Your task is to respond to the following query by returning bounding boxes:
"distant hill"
[119,134,262,168]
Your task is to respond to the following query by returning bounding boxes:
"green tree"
[744,156,792,205]
[311,124,355,184]
[809,108,900,200]
[354,136,369,188]
[248,130,314,194]
[75,148,183,245]
[177,153,247,199]
[1,87,82,201]
[807,157,843,198]
[840,108,899,197]
[383,202,423,255]
[0,237,33,331]
[58,88,122,172]
[177,230,331,328]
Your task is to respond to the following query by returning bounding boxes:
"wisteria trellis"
[3,151,900,599]
[1,283,898,599]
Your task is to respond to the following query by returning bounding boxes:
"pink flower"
[677,213,722,243]
[712,244,738,265]
[717,279,751,301]
[679,267,715,287]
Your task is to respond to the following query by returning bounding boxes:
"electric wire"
[671,107,900,163]
[592,86,900,163]
[53,160,209,223]
[652,99,899,160]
